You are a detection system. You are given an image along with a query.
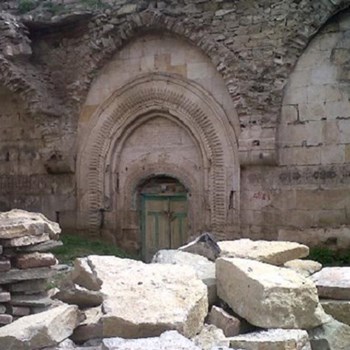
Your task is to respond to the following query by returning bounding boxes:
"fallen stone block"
[207,305,242,337]
[0,304,79,350]
[102,330,201,350]
[218,239,309,265]
[0,266,54,284]
[179,232,221,261]
[321,299,350,326]
[192,324,229,350]
[284,259,322,277]
[73,255,208,338]
[308,317,350,350]
[228,329,311,350]
[216,257,328,329]
[14,252,57,269]
[0,209,60,240]
[152,249,217,305]
[312,267,350,300]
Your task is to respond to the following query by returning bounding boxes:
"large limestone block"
[321,300,350,326]
[0,209,60,240]
[308,317,350,350]
[73,256,208,338]
[216,258,328,329]
[102,331,201,350]
[228,329,311,350]
[0,304,79,350]
[284,259,322,277]
[218,239,309,265]
[312,267,350,300]
[152,249,217,305]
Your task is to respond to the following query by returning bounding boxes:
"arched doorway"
[139,176,188,261]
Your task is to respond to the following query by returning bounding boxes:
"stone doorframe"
[77,73,240,237]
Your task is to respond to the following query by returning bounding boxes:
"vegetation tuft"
[18,0,38,14]
[308,247,350,266]
[50,233,137,264]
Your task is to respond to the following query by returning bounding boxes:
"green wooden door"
[141,194,188,262]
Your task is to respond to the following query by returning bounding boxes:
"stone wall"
[0,0,349,252]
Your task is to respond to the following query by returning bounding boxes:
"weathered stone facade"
[0,0,349,257]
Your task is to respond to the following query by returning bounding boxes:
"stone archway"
[77,73,239,252]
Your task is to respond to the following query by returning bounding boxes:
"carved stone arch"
[77,73,239,237]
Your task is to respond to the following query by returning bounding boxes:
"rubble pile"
[0,209,61,326]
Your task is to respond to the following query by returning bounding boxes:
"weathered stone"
[179,233,221,261]
[192,324,229,350]
[15,252,57,269]
[312,267,350,300]
[284,259,322,277]
[8,279,48,292]
[0,314,13,325]
[71,306,103,343]
[19,240,63,252]
[228,329,311,350]
[152,249,217,305]
[321,300,350,326]
[53,282,103,308]
[102,331,201,350]
[0,259,11,272]
[1,233,50,247]
[10,293,52,307]
[0,209,60,240]
[0,304,6,313]
[73,256,208,338]
[0,267,54,284]
[207,305,242,337]
[218,239,309,265]
[0,292,10,303]
[72,258,102,291]
[308,317,350,350]
[8,305,30,316]
[0,304,79,350]
[216,257,329,329]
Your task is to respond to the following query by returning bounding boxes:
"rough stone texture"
[102,331,201,350]
[218,239,309,265]
[207,306,242,337]
[216,257,328,329]
[312,267,350,300]
[152,250,217,305]
[0,260,11,272]
[0,314,13,325]
[73,256,208,338]
[0,292,10,303]
[0,304,79,350]
[0,267,54,284]
[284,259,322,277]
[14,252,57,269]
[228,329,311,350]
[192,324,229,350]
[321,300,350,326]
[308,317,350,350]
[179,233,221,261]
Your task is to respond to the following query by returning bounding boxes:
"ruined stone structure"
[0,0,350,258]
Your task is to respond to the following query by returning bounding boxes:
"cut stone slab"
[321,300,350,326]
[0,292,10,303]
[73,255,208,338]
[2,233,50,247]
[228,329,311,350]
[0,259,11,272]
[15,252,57,269]
[284,259,322,277]
[10,293,52,307]
[192,324,229,350]
[312,267,350,300]
[207,305,242,337]
[152,249,217,305]
[0,314,13,325]
[9,279,48,293]
[0,267,54,284]
[179,232,221,261]
[19,240,63,252]
[0,304,79,350]
[102,330,201,350]
[8,306,30,317]
[216,257,329,329]
[218,239,309,265]
[0,209,61,240]
[308,317,350,350]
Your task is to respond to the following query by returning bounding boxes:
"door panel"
[141,195,187,262]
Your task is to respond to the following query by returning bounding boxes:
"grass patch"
[50,233,137,264]
[308,247,350,266]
